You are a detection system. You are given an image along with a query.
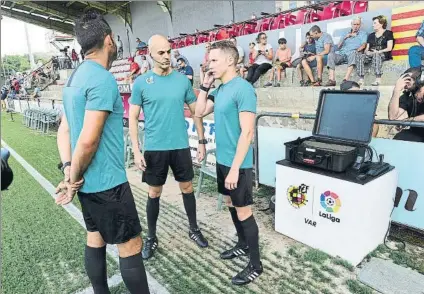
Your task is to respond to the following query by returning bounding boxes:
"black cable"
[383,206,406,251]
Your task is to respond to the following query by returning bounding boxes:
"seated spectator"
[293,32,316,86]
[408,20,424,69]
[328,17,367,86]
[31,87,41,99]
[340,80,379,137]
[135,53,150,74]
[389,67,424,142]
[127,57,141,83]
[356,15,394,86]
[172,50,190,68]
[200,43,211,84]
[80,49,85,60]
[246,32,273,85]
[229,37,245,74]
[71,49,79,68]
[117,35,124,59]
[264,38,292,87]
[240,42,255,78]
[177,58,194,85]
[301,25,334,86]
[135,38,147,53]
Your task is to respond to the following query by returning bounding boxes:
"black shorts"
[142,148,194,186]
[78,182,142,244]
[216,163,253,207]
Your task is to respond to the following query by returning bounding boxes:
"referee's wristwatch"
[198,139,208,145]
[60,161,71,174]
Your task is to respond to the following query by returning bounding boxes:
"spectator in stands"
[293,32,316,87]
[1,83,8,111]
[80,49,85,60]
[172,50,190,68]
[341,80,379,137]
[302,25,334,86]
[408,20,424,69]
[116,35,124,59]
[240,42,255,79]
[128,57,141,83]
[177,57,194,85]
[328,16,367,86]
[246,32,273,85]
[230,37,245,73]
[32,87,41,99]
[264,38,292,87]
[71,49,79,68]
[389,67,424,142]
[357,15,394,86]
[139,55,150,74]
[136,37,147,52]
[200,43,212,85]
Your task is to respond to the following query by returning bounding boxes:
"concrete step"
[192,60,407,89]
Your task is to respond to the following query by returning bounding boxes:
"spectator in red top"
[128,57,141,83]
[71,49,79,68]
[199,42,211,84]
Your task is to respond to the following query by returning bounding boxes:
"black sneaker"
[189,228,208,248]
[141,236,158,260]
[232,262,263,286]
[220,244,249,260]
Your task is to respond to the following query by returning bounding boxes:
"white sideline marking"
[2,140,169,294]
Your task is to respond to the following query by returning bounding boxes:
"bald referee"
[129,35,208,260]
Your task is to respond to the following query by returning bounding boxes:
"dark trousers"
[246,63,272,85]
[393,129,424,143]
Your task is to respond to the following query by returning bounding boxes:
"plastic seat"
[284,13,297,26]
[240,21,258,36]
[353,1,368,14]
[257,17,273,32]
[216,28,230,40]
[208,31,217,42]
[295,9,308,24]
[228,24,243,37]
[339,1,353,16]
[195,33,209,44]
[270,14,286,30]
[185,35,196,46]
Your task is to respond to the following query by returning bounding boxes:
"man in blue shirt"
[408,20,424,68]
[177,57,194,85]
[195,40,262,286]
[302,25,335,86]
[129,35,208,260]
[327,16,368,86]
[56,11,149,293]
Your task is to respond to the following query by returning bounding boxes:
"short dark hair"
[310,25,321,33]
[210,40,239,66]
[256,32,267,43]
[230,37,237,42]
[340,80,360,91]
[372,15,388,29]
[74,10,112,54]
[176,57,186,64]
[278,38,287,44]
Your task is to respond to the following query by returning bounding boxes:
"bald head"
[148,34,172,70]
[148,34,169,52]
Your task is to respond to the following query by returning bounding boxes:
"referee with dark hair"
[56,11,149,293]
[195,40,263,285]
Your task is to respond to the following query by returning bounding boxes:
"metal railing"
[254,111,424,187]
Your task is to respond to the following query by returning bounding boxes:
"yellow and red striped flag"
[391,3,424,60]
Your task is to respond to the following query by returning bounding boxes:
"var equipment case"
[285,89,379,172]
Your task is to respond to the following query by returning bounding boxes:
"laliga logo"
[319,190,341,223]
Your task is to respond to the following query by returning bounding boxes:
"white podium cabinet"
[275,160,398,266]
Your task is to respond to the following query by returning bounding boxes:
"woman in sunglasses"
[246,32,273,86]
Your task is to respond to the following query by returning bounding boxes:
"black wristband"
[200,85,210,92]
[198,139,208,144]
[61,161,71,174]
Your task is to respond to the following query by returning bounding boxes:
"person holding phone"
[327,16,368,86]
[195,40,263,286]
[389,67,424,142]
[246,32,273,85]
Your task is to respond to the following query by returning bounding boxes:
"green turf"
[345,279,373,294]
[1,156,119,294]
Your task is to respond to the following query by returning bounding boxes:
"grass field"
[2,114,423,294]
[1,156,119,293]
